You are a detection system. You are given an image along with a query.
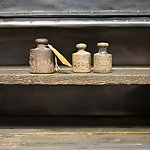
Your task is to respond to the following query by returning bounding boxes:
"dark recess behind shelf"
[0,27,150,66]
[0,85,149,116]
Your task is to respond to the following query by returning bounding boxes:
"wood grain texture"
[0,126,150,149]
[0,66,150,85]
[0,117,150,149]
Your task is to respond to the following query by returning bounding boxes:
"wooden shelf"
[0,66,150,85]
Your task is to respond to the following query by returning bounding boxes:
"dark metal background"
[0,27,150,66]
[0,85,149,116]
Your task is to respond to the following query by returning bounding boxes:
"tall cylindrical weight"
[29,38,54,73]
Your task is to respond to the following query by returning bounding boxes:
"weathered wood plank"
[0,127,150,149]
[0,117,150,149]
[0,66,150,85]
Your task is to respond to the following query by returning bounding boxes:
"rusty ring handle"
[35,38,48,45]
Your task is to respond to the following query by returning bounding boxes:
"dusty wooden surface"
[0,66,150,85]
[0,129,150,150]
[0,116,150,149]
[0,126,150,149]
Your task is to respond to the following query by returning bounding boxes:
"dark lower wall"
[0,84,149,116]
[0,27,150,66]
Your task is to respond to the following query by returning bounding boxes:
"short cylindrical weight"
[94,42,112,73]
[72,43,91,73]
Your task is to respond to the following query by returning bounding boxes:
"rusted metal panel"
[0,0,150,17]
